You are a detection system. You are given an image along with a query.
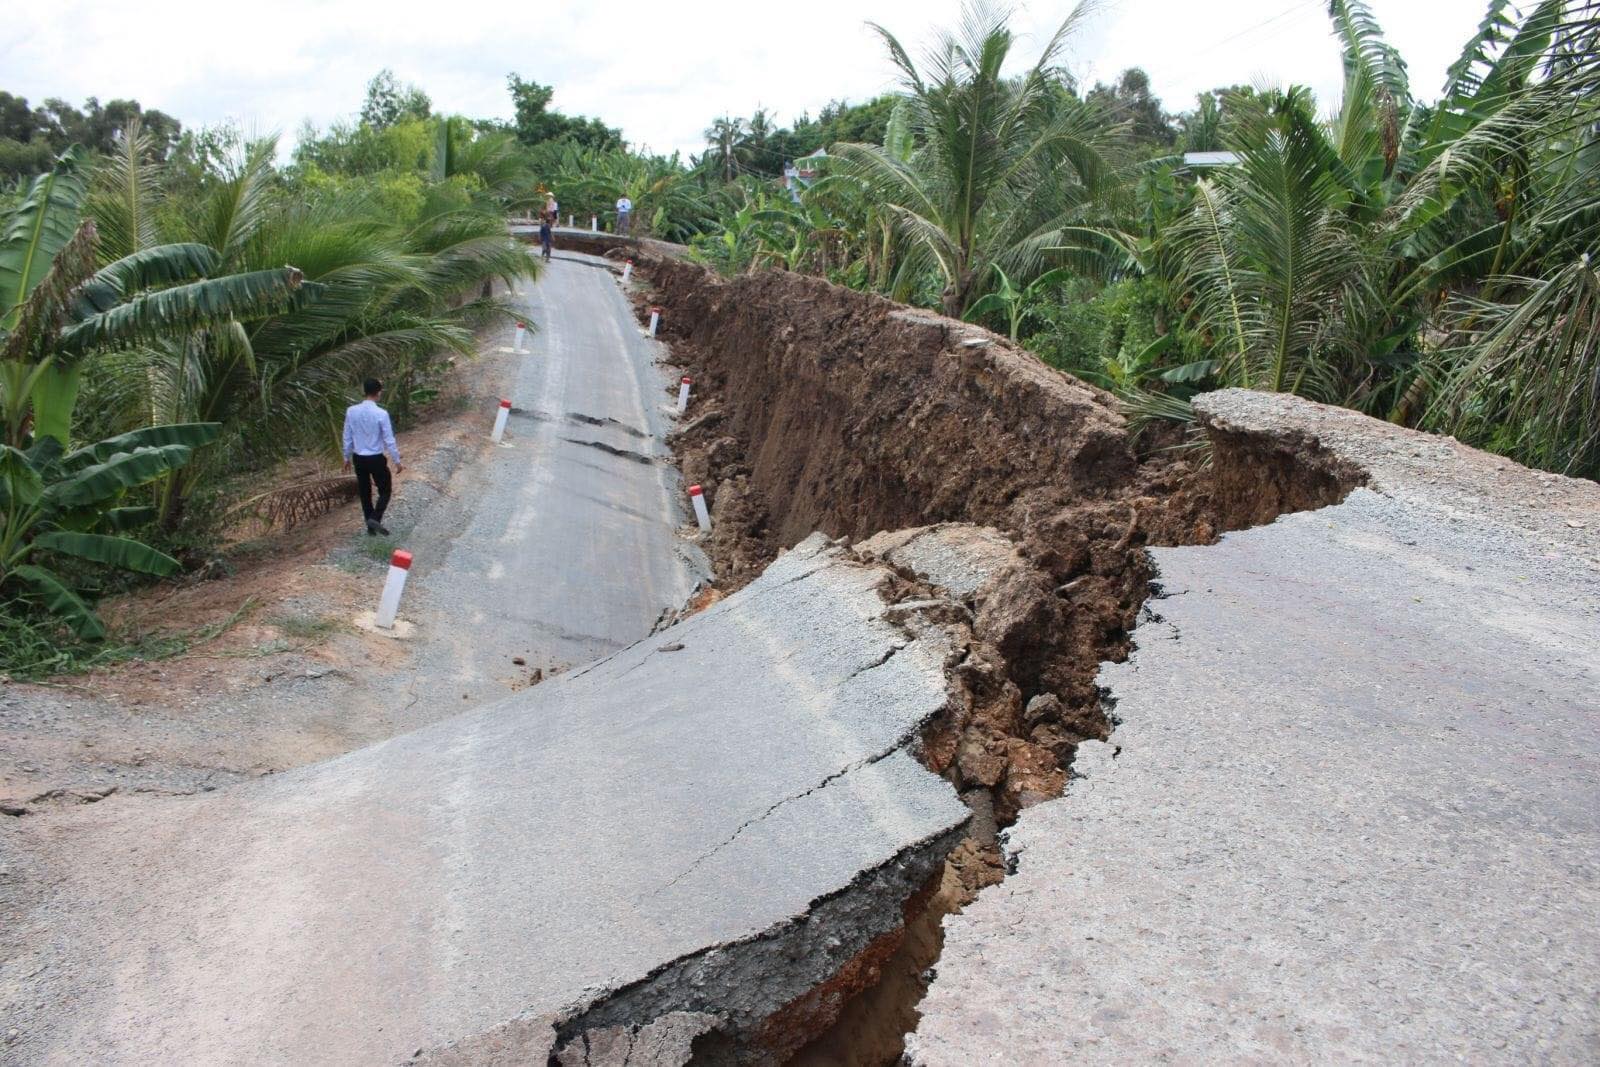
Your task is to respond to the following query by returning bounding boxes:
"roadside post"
[568,213,573,227]
[648,306,662,337]
[491,398,511,443]
[688,485,712,532]
[513,321,527,352]
[591,214,598,232]
[375,550,413,630]
[677,376,692,414]
[622,259,633,283]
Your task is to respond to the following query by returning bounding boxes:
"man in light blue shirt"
[341,378,404,536]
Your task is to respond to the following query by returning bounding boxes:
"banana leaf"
[9,564,105,639]
[70,243,221,317]
[43,443,194,509]
[33,531,181,576]
[100,506,159,531]
[0,147,88,332]
[0,443,44,511]
[54,268,311,358]
[60,422,221,472]
[28,362,81,446]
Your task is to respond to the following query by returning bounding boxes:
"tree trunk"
[942,267,976,319]
[158,469,187,532]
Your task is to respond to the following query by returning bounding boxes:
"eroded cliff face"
[625,254,1357,830]
[644,256,1138,543]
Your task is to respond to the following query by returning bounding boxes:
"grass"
[267,611,346,642]
[362,535,400,563]
[0,597,258,681]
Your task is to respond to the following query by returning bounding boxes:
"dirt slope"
[644,256,1136,546]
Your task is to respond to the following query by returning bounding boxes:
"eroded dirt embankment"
[619,251,1364,1062]
[632,253,1360,819]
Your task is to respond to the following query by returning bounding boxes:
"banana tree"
[965,264,1076,340]
[1,147,90,445]
[1,146,311,448]
[0,422,220,638]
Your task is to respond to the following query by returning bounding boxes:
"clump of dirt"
[629,254,1365,1063]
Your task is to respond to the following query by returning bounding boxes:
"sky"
[3,0,1486,159]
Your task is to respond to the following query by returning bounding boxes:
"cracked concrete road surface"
[4,536,970,1063]
[407,251,705,685]
[910,391,1600,1064]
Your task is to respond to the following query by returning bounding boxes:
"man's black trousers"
[352,453,392,523]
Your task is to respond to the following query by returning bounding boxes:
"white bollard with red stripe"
[513,321,527,353]
[676,376,692,414]
[375,549,412,630]
[590,214,598,232]
[568,213,573,227]
[648,306,662,337]
[490,398,511,443]
[688,484,711,532]
[621,259,633,283]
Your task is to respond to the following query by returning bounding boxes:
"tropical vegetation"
[2,0,1595,671]
[1,73,538,664]
[605,0,1600,480]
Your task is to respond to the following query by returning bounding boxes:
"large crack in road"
[7,238,1596,1065]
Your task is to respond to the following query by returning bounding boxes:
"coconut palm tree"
[1142,0,1598,480]
[80,133,535,524]
[831,0,1114,316]
[703,117,749,183]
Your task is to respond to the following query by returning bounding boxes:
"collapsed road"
[908,392,1600,1063]
[4,234,1597,1064]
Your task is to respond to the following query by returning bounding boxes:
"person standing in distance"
[342,378,403,536]
[615,194,632,235]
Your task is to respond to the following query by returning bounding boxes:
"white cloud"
[1,0,1485,159]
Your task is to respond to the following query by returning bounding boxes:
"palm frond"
[57,268,310,359]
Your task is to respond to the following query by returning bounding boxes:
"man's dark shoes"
[374,521,392,537]
[365,520,379,536]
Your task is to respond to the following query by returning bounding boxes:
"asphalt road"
[910,392,1600,1063]
[8,537,968,1063]
[404,252,706,690]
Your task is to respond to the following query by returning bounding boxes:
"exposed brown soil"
[625,252,1362,1063]
[627,254,1297,827]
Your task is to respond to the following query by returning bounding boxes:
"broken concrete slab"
[5,534,970,1064]
[1197,387,1600,558]
[859,524,1023,600]
[909,394,1600,1062]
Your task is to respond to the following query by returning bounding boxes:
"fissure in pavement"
[598,247,1365,1062]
